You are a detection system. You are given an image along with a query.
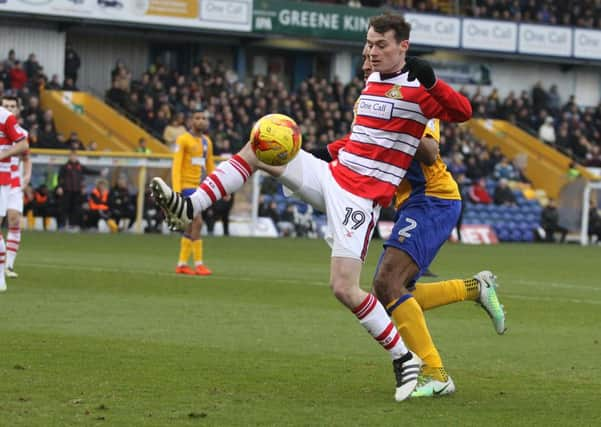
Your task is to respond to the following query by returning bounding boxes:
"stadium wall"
[0,19,65,81]
[67,30,149,96]
[429,51,601,105]
[485,60,601,106]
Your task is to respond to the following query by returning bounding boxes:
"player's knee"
[330,278,354,307]
[373,260,412,304]
[7,211,20,227]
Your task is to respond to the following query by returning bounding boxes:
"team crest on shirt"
[385,85,403,99]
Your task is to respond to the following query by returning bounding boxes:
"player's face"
[1,100,19,117]
[191,112,209,132]
[366,27,408,74]
[361,44,373,83]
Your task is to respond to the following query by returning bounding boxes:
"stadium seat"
[522,230,535,242]
[510,229,522,241]
[497,228,511,241]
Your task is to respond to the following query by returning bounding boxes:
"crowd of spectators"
[468,82,601,166]
[106,57,363,156]
[465,0,601,29]
[0,47,88,151]
[108,53,601,170]
[312,0,601,29]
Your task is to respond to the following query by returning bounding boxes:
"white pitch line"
[17,261,327,287]
[510,278,601,292]
[502,293,601,306]
[17,262,601,305]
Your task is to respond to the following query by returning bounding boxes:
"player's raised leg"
[151,142,291,229]
[412,272,506,334]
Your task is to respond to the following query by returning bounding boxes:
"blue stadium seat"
[510,229,522,241]
[522,230,534,242]
[497,228,511,241]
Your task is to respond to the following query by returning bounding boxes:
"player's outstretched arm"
[402,57,472,123]
[0,138,29,161]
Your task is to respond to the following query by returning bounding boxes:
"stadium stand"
[311,0,601,29]
[2,15,598,238]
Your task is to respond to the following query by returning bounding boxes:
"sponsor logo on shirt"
[357,98,393,120]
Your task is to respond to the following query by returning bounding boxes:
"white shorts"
[279,150,380,261]
[0,185,9,217]
[7,186,23,214]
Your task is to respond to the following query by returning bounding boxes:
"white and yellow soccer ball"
[249,114,302,166]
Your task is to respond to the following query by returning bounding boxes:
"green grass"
[1,233,600,426]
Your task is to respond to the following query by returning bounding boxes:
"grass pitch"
[1,232,600,426]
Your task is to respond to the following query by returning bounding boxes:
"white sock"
[353,293,409,359]
[190,154,252,214]
[6,226,20,269]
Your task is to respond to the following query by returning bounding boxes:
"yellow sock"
[192,239,203,266]
[387,295,443,372]
[27,211,35,229]
[44,217,52,229]
[413,278,480,311]
[107,219,119,233]
[422,366,449,382]
[178,236,192,266]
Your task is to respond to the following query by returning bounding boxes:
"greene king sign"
[253,0,379,41]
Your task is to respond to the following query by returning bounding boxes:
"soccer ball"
[250,114,302,166]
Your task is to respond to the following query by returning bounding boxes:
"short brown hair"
[369,12,411,42]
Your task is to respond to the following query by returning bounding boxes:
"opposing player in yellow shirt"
[172,110,215,275]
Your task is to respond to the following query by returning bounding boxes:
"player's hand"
[401,57,437,89]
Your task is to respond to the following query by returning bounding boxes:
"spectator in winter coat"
[469,178,493,204]
[493,179,517,206]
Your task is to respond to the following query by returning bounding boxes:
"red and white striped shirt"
[329,71,471,206]
[0,107,27,186]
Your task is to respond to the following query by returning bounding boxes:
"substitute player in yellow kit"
[172,110,215,275]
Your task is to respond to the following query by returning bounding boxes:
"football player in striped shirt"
[1,95,32,279]
[0,103,29,292]
[150,12,472,401]
[330,46,506,398]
